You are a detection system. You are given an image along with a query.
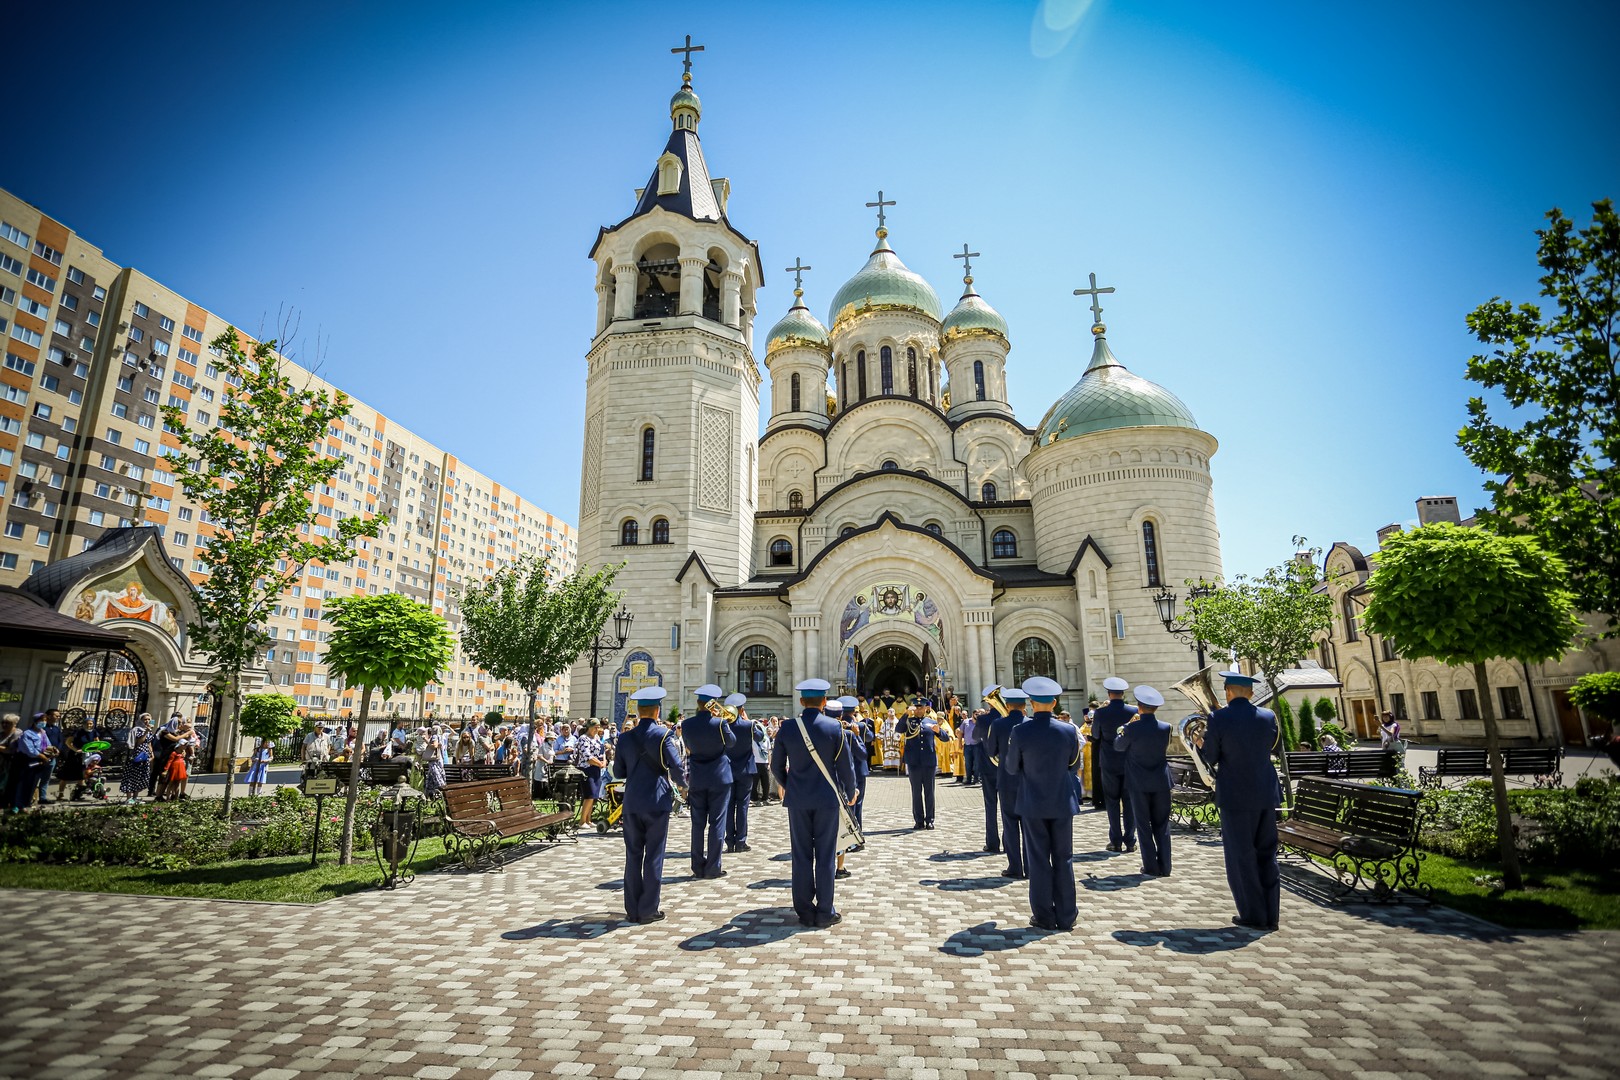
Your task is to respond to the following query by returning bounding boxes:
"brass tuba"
[1170,665,1223,788]
[983,686,1010,718]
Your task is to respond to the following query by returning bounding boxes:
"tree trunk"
[220,670,242,818]
[338,685,372,865]
[1264,667,1295,809]
[1475,660,1523,889]
[518,686,538,797]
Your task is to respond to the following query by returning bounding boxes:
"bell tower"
[570,41,764,717]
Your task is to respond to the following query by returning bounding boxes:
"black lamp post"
[587,607,634,718]
[1152,582,1214,669]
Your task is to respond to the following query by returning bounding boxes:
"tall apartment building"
[0,188,576,721]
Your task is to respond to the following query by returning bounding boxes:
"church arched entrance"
[60,647,148,742]
[862,644,924,701]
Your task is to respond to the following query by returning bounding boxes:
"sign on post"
[303,777,339,796]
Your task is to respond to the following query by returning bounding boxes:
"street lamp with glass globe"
[587,606,634,718]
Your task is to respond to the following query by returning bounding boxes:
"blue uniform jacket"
[900,717,951,769]
[724,717,757,777]
[1198,697,1281,811]
[770,709,856,810]
[681,711,736,790]
[1091,699,1138,776]
[1114,714,1173,793]
[613,718,685,814]
[1007,713,1082,819]
[844,719,873,779]
[969,707,995,743]
[984,709,1026,777]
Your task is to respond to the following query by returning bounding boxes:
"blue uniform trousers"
[851,773,867,830]
[1100,770,1135,847]
[1221,806,1281,926]
[1128,788,1172,875]
[687,785,730,877]
[979,764,1000,851]
[787,806,840,923]
[909,767,936,826]
[622,811,670,921]
[726,775,752,846]
[964,743,980,784]
[997,780,1024,875]
[1021,815,1077,929]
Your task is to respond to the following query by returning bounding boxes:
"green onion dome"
[941,279,1009,344]
[766,290,831,357]
[670,84,701,117]
[1035,326,1200,443]
[828,231,943,330]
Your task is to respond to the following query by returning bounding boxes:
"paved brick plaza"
[2,778,1614,1080]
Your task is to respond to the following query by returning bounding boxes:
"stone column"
[978,623,996,691]
[792,626,807,689]
[722,270,743,328]
[805,619,821,680]
[962,619,981,700]
[679,256,707,315]
[612,263,637,321]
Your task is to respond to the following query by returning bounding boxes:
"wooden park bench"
[1284,749,1398,786]
[440,776,576,871]
[1418,746,1563,789]
[1167,758,1218,829]
[1279,776,1428,900]
[317,759,414,789]
[440,761,518,784]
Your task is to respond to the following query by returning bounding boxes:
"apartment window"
[4,522,22,538]
[61,293,78,311]
[17,296,49,319]
[33,241,62,265]
[133,438,150,455]
[111,402,127,418]
[25,269,55,292]
[128,327,144,342]
[182,325,204,343]
[31,403,49,421]
[106,429,121,445]
[158,316,175,332]
[93,285,105,300]
[0,554,15,570]
[144,388,161,403]
[4,352,36,376]
[133,302,149,319]
[66,267,83,285]
[35,529,50,547]
[86,310,99,327]
[89,510,104,526]
[1498,686,1525,719]
[1389,693,1408,721]
[0,222,29,248]
[0,254,22,275]
[152,339,169,357]
[1457,688,1479,719]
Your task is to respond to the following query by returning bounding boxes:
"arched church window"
[907,348,918,398]
[992,529,1018,558]
[981,481,997,503]
[620,519,639,546]
[738,644,778,695]
[788,490,804,510]
[639,427,655,481]
[1343,593,1360,642]
[974,360,986,401]
[880,346,894,394]
[790,373,801,412]
[651,517,670,544]
[924,521,943,536]
[1012,637,1058,685]
[769,538,794,566]
[928,358,937,404]
[1142,520,1162,587]
[857,351,868,400]
[881,459,898,471]
[841,361,850,408]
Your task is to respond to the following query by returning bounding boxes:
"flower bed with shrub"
[1419,775,1620,870]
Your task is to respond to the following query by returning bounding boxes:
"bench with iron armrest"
[317,759,414,788]
[1166,758,1218,829]
[441,761,519,784]
[1279,776,1429,900]
[1418,746,1564,789]
[1284,749,1398,785]
[440,776,576,871]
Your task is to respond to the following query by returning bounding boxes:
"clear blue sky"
[8,0,1615,576]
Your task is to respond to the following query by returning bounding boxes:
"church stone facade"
[569,73,1225,723]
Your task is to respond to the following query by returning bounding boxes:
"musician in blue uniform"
[838,695,872,846]
[1197,670,1282,931]
[613,686,685,924]
[900,700,951,829]
[974,686,1002,853]
[681,683,736,878]
[770,678,857,928]
[1115,685,1173,877]
[723,692,756,854]
[1006,676,1081,931]
[984,686,1029,878]
[1092,676,1138,852]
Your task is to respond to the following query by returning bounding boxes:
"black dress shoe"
[924,822,935,830]
[835,867,851,879]
[816,912,843,928]
[798,916,816,927]
[1123,843,1137,853]
[1000,868,1021,878]
[1231,917,1270,931]
[735,842,751,852]
[1028,917,1057,931]
[1105,842,1121,852]
[913,823,926,830]
[706,869,728,879]
[984,845,1000,854]
[639,912,667,924]
[1057,923,1076,932]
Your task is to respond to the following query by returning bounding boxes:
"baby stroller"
[593,778,626,833]
[74,741,112,801]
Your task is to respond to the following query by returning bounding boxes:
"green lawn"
[0,836,471,904]
[1419,852,1620,930]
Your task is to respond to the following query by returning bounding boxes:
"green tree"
[163,327,383,816]
[1362,523,1582,888]
[1297,695,1319,749]
[322,593,454,864]
[1275,697,1299,752]
[1568,671,1620,728]
[456,553,622,777]
[1183,545,1336,734]
[1459,199,1619,633]
[237,693,300,744]
[1313,698,1337,724]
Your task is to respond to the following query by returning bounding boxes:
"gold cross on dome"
[671,35,705,81]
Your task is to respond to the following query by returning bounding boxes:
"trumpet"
[983,686,1009,718]
[704,699,739,722]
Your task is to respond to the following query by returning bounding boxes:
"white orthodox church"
[568,67,1225,725]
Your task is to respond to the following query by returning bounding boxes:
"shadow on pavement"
[1072,851,1122,863]
[594,879,624,891]
[940,921,1054,955]
[745,878,793,890]
[927,850,996,863]
[920,876,1014,892]
[679,907,810,950]
[1081,872,1151,892]
[1112,927,1262,953]
[503,913,632,940]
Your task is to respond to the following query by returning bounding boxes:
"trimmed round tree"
[323,593,455,864]
[1568,672,1620,732]
[1362,523,1581,888]
[238,692,301,750]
